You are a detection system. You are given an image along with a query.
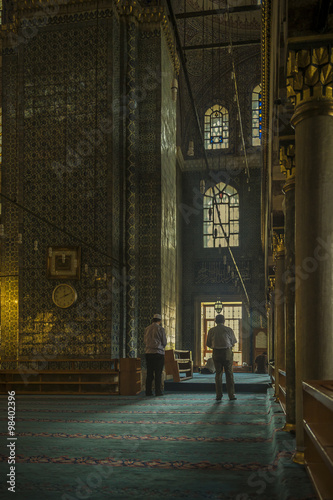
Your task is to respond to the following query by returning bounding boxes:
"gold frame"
[47,246,81,279]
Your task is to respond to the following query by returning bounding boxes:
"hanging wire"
[211,183,250,312]
[218,0,221,172]
[202,0,206,168]
[205,0,250,312]
[226,0,250,185]
[0,191,117,266]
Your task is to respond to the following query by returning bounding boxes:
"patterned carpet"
[0,389,316,500]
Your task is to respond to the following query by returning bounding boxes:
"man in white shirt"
[144,314,167,397]
[206,314,237,401]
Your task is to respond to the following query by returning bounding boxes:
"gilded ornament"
[312,47,329,66]
[304,65,319,86]
[286,77,295,99]
[287,46,333,106]
[272,232,285,257]
[325,83,333,98]
[280,144,295,179]
[302,86,311,103]
[287,51,298,76]
[320,63,333,85]
[293,72,304,91]
[313,81,324,98]
[297,49,310,68]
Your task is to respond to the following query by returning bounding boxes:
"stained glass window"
[0,1,2,24]
[252,84,262,146]
[204,104,229,150]
[203,182,239,248]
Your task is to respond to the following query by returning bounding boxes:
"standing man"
[206,314,237,401]
[144,313,167,397]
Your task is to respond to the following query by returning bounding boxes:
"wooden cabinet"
[119,358,141,395]
[0,358,141,396]
[302,380,333,500]
[165,349,193,382]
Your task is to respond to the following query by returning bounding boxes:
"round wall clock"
[52,284,77,309]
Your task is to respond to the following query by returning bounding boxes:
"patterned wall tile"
[1,10,120,360]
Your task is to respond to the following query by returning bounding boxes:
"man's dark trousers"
[145,353,164,395]
[212,347,235,399]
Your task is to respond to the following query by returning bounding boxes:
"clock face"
[52,284,77,308]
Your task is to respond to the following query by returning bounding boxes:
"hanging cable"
[211,184,250,311]
[0,190,118,266]
[226,0,250,185]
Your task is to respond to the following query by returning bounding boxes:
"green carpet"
[0,389,316,499]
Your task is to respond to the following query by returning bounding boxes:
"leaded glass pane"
[204,104,229,150]
[252,84,262,146]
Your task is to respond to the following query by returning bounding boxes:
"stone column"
[280,141,296,432]
[273,234,285,401]
[287,45,333,459]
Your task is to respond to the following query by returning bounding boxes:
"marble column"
[280,142,296,432]
[273,235,285,401]
[287,46,333,459]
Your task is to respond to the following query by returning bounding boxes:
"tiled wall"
[137,28,162,358]
[1,10,121,360]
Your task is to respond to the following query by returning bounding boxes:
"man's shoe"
[155,393,164,397]
[145,393,154,397]
[229,396,237,400]
[216,397,222,401]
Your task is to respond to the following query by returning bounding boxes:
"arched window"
[204,104,229,150]
[252,84,262,146]
[203,182,239,248]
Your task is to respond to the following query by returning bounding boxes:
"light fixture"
[187,140,194,156]
[214,299,223,314]
[171,77,178,101]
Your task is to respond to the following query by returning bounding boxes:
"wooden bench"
[0,358,141,395]
[165,349,193,382]
[302,380,333,500]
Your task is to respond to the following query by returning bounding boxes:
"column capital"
[287,45,333,108]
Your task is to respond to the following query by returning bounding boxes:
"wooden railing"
[302,380,333,500]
